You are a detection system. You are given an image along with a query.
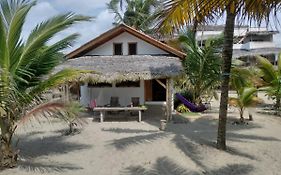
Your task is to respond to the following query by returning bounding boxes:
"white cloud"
[22,1,115,53]
[23,1,59,40]
[42,0,111,14]
[56,9,115,53]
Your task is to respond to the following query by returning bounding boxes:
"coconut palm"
[0,0,90,168]
[229,87,262,122]
[257,55,281,109]
[107,0,159,33]
[157,0,281,150]
[230,67,253,94]
[178,32,222,104]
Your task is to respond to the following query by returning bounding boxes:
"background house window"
[116,81,140,87]
[128,43,137,55]
[88,82,112,87]
[114,43,123,55]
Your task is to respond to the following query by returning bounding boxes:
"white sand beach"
[1,93,281,175]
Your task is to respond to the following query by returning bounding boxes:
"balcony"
[241,42,276,50]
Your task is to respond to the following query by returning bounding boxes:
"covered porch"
[55,55,183,121]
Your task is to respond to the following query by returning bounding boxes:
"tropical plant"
[230,67,253,94]
[179,32,222,104]
[64,101,86,135]
[257,55,281,109]
[107,0,159,33]
[157,0,281,150]
[0,0,90,168]
[176,104,190,113]
[229,87,262,122]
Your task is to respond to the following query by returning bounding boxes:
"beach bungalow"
[56,24,185,121]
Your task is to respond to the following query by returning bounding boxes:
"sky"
[24,0,115,52]
[24,0,281,53]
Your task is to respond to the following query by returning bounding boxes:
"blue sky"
[24,0,281,53]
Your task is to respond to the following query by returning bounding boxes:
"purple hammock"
[175,93,207,112]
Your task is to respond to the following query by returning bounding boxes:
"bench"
[92,107,147,122]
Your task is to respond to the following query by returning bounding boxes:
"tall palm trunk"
[0,116,17,168]
[239,107,244,122]
[217,6,236,150]
[275,96,280,109]
[191,19,198,37]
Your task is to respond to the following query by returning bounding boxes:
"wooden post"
[138,110,142,122]
[63,84,70,103]
[171,79,174,113]
[100,111,104,122]
[166,78,173,121]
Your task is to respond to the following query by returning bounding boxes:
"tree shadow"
[18,160,82,173]
[104,111,279,171]
[172,134,208,170]
[108,132,169,150]
[208,164,253,175]
[227,132,280,142]
[12,133,91,173]
[102,128,159,134]
[18,134,92,158]
[121,156,253,175]
[121,157,198,175]
[143,114,276,166]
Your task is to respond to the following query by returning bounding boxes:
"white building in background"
[196,25,281,65]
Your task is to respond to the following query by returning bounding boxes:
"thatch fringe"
[54,55,183,83]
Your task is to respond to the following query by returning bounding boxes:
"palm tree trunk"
[0,117,17,169]
[249,113,253,121]
[239,108,244,122]
[275,96,280,109]
[191,19,198,38]
[217,6,236,150]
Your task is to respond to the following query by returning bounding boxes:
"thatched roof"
[55,55,183,83]
[233,48,281,58]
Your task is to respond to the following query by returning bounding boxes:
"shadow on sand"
[18,160,83,173]
[121,156,253,175]
[15,133,91,173]
[103,112,279,173]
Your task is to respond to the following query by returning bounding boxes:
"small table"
[92,107,147,122]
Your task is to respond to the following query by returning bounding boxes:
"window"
[116,81,140,87]
[113,43,123,55]
[88,82,112,88]
[128,43,137,55]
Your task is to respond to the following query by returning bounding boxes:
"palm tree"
[178,32,222,104]
[229,87,262,122]
[157,0,281,150]
[0,0,90,168]
[257,55,281,109]
[230,67,253,94]
[107,0,159,33]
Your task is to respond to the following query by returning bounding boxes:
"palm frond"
[257,56,277,83]
[19,101,65,124]
[7,1,35,70]
[156,0,281,34]
[29,69,91,97]
[13,13,91,73]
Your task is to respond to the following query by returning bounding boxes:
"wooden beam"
[156,79,166,89]
[166,78,173,121]
[62,84,70,103]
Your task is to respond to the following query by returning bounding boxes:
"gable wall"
[86,32,169,56]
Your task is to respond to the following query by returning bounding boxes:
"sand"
[0,92,281,175]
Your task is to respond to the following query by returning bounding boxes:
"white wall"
[87,32,168,56]
[242,42,276,50]
[80,80,145,107]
